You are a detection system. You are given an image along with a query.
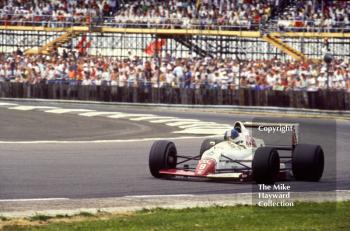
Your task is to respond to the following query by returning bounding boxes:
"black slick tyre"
[149,140,177,178]
[252,147,280,184]
[199,138,223,156]
[292,144,324,181]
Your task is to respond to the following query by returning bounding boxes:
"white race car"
[149,121,324,184]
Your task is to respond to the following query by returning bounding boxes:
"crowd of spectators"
[111,0,350,31]
[0,50,349,91]
[113,0,273,29]
[0,0,120,26]
[277,0,350,31]
[0,0,350,31]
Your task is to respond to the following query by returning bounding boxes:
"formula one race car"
[149,121,324,184]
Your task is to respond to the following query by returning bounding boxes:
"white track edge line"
[0,136,215,144]
[124,194,195,198]
[0,198,69,202]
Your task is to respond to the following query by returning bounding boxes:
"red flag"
[79,39,92,54]
[75,35,87,50]
[85,40,92,49]
[144,39,166,55]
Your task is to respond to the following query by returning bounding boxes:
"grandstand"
[0,0,350,58]
[0,0,349,94]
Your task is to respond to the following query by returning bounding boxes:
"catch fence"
[0,82,348,110]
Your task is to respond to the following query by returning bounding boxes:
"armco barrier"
[0,82,349,110]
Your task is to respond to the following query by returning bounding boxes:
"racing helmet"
[224,128,240,140]
[230,128,239,139]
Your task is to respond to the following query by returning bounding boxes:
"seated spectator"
[0,0,349,32]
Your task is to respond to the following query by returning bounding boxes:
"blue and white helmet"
[230,128,239,139]
[225,128,239,140]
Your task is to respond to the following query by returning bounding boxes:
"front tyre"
[292,144,324,181]
[199,138,223,156]
[149,140,177,178]
[252,147,280,184]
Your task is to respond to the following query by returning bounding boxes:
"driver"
[225,128,244,145]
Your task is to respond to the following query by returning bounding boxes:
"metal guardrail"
[0,82,349,110]
[0,14,350,33]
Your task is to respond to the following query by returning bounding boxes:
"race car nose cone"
[195,159,216,176]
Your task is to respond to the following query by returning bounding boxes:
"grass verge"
[1,201,350,231]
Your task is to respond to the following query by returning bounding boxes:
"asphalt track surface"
[0,100,349,200]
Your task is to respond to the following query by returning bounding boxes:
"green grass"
[29,215,52,222]
[54,214,69,219]
[0,217,9,222]
[2,201,350,231]
[77,212,95,217]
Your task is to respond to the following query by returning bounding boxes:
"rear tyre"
[252,147,280,184]
[200,138,223,156]
[149,140,177,178]
[292,144,324,181]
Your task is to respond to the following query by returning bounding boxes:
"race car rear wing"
[242,122,299,148]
